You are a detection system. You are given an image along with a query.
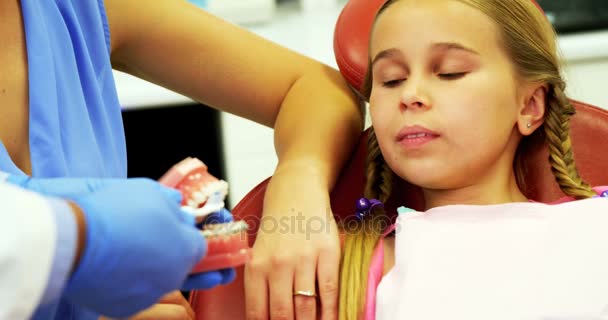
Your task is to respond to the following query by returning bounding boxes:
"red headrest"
[333,0,544,92]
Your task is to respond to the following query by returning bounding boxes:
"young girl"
[339,0,608,319]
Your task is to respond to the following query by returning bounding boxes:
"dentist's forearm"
[272,66,364,192]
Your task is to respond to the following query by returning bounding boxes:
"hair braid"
[543,84,596,199]
[339,127,394,320]
[365,128,394,202]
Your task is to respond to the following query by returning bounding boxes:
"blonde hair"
[339,0,595,319]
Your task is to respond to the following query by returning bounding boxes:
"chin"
[398,168,452,190]
[402,167,481,192]
[405,176,452,190]
[391,158,443,182]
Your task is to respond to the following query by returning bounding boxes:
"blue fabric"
[0,0,127,319]
[7,0,127,180]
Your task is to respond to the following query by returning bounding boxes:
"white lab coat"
[0,182,57,320]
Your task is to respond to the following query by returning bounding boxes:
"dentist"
[0,0,362,319]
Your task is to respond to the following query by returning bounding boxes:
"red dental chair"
[190,0,608,318]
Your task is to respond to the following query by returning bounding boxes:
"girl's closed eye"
[438,72,467,80]
[382,78,406,87]
[373,60,408,88]
[433,53,478,81]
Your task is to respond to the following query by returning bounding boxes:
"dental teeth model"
[159,157,252,273]
[192,220,251,273]
[159,157,229,222]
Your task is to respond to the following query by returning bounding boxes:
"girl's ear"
[517,84,547,136]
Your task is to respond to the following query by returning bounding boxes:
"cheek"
[474,70,520,117]
[371,119,394,151]
[369,94,395,127]
[369,105,397,157]
[441,74,518,134]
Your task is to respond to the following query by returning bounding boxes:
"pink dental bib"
[367,189,608,320]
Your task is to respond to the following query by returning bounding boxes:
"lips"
[396,125,440,148]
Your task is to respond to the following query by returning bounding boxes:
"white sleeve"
[0,182,57,320]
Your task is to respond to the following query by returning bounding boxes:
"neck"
[423,165,528,210]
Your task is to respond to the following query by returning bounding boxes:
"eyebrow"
[371,42,479,68]
[371,48,402,68]
[431,42,480,55]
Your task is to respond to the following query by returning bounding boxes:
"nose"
[400,77,430,111]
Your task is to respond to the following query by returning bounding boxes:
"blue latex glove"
[8,174,238,284]
[62,178,206,317]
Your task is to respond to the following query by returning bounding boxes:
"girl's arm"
[104,1,364,319]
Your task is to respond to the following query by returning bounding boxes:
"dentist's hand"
[60,178,206,317]
[7,175,236,314]
[185,207,237,290]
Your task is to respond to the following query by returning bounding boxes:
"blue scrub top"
[0,0,127,319]
[0,0,127,180]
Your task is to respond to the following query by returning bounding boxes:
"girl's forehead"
[370,0,500,56]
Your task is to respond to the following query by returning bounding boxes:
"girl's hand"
[99,291,195,320]
[245,168,341,320]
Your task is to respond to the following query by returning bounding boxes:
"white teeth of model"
[202,185,227,204]
[204,181,228,196]
[193,191,208,203]
[220,181,229,194]
[187,199,197,208]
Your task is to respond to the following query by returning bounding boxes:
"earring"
[526,123,532,128]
